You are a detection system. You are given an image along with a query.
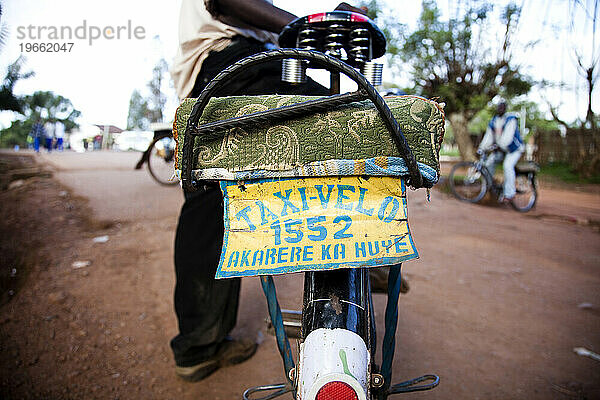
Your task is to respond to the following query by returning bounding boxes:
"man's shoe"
[175,338,258,382]
[501,195,514,204]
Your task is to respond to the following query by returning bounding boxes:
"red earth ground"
[0,151,599,399]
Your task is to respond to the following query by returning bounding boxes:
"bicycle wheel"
[147,136,178,186]
[510,174,537,212]
[448,161,488,203]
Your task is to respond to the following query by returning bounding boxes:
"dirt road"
[1,150,599,399]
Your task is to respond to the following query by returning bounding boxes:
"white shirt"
[54,121,65,139]
[171,0,279,99]
[43,122,55,139]
[479,113,519,152]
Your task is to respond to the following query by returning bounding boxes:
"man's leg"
[171,187,239,365]
[502,150,523,199]
[484,152,498,178]
[171,37,328,379]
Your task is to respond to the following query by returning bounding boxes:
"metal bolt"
[371,374,384,388]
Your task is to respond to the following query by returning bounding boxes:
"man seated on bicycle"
[477,101,524,202]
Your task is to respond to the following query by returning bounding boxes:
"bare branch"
[546,99,570,128]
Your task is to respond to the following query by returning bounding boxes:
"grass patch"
[539,163,600,185]
[440,148,460,157]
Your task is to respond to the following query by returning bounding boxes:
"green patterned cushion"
[173,95,445,179]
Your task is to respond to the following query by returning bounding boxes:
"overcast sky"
[0,0,596,130]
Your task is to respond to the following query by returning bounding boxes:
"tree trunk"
[448,112,476,161]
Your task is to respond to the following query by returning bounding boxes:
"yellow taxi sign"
[216,176,418,278]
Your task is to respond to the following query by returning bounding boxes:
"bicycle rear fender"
[298,328,369,400]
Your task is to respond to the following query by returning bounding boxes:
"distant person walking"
[477,101,524,202]
[30,120,45,153]
[43,120,55,152]
[54,121,65,151]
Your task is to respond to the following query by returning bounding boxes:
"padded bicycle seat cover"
[173,95,445,187]
[515,162,540,173]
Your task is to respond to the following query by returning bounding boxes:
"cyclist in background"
[477,101,524,202]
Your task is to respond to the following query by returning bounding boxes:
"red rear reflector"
[308,13,327,23]
[350,13,369,22]
[316,381,359,400]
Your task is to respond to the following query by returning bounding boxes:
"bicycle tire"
[510,174,537,212]
[147,136,178,186]
[448,161,488,203]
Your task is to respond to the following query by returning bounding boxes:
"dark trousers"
[171,36,328,367]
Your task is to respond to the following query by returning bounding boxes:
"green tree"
[0,56,34,113]
[0,91,80,147]
[0,119,33,147]
[366,0,532,160]
[23,91,81,129]
[126,89,151,130]
[147,58,168,123]
[126,58,169,130]
[469,101,559,141]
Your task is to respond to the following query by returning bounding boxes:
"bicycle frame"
[475,153,500,197]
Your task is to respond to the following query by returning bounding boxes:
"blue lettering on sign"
[270,221,282,245]
[284,219,303,244]
[228,251,239,268]
[368,241,380,256]
[335,184,355,210]
[222,180,413,274]
[240,250,251,267]
[256,200,279,226]
[394,238,408,253]
[355,242,367,258]
[266,248,277,265]
[378,196,400,223]
[303,245,314,261]
[252,250,264,266]
[334,243,346,259]
[290,246,302,262]
[278,247,289,263]
[354,239,408,258]
[297,187,310,211]
[381,240,393,253]
[333,215,353,239]
[314,184,335,209]
[356,187,374,216]
[307,216,327,241]
[273,189,300,216]
[322,244,332,260]
[236,206,256,231]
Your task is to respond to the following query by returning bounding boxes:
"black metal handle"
[181,48,423,191]
[388,374,440,394]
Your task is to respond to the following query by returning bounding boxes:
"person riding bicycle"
[170,0,372,382]
[477,101,524,202]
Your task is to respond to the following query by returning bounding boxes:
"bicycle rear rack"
[388,374,440,395]
[243,383,293,400]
